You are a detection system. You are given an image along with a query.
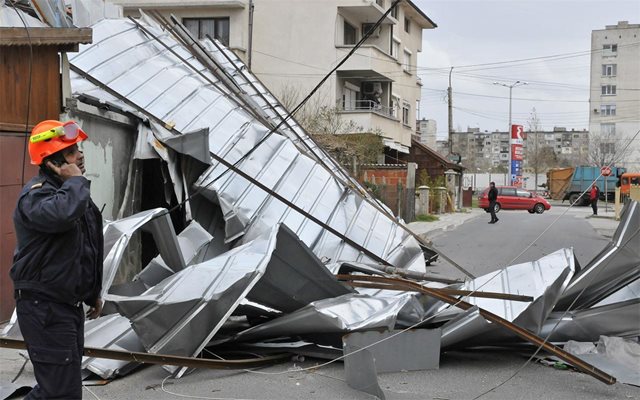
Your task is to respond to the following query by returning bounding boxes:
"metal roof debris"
[2,7,639,399]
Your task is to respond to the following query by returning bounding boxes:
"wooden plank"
[0,28,92,46]
[0,338,289,370]
[0,47,62,129]
[0,123,34,133]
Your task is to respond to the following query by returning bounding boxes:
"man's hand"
[86,298,103,320]
[46,161,82,181]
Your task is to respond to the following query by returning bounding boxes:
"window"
[601,123,615,135]
[601,85,617,95]
[602,64,617,76]
[362,23,379,38]
[404,17,410,33]
[391,95,400,118]
[403,49,411,73]
[603,44,618,55]
[391,39,400,59]
[402,102,410,125]
[342,86,357,110]
[516,189,531,198]
[344,21,356,45]
[600,104,616,116]
[390,4,398,19]
[183,17,229,45]
[600,142,615,155]
[500,188,516,196]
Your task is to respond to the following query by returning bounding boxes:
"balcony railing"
[339,100,397,120]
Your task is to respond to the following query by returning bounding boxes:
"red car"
[478,186,551,214]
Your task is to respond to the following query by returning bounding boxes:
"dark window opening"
[183,17,230,45]
[344,21,357,45]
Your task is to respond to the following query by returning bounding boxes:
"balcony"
[338,2,395,25]
[336,46,398,76]
[340,99,395,119]
[337,102,411,147]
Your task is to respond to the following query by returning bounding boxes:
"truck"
[546,166,626,205]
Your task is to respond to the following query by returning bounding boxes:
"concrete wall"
[66,101,139,221]
[463,173,547,192]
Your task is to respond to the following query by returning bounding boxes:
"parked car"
[478,186,551,214]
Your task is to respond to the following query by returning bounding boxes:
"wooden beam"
[0,28,92,46]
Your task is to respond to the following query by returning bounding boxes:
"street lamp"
[493,80,527,185]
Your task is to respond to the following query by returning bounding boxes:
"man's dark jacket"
[488,186,498,202]
[11,169,103,306]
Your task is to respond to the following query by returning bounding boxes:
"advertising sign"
[511,124,525,187]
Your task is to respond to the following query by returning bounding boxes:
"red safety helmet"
[28,120,88,165]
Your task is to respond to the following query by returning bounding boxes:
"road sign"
[601,166,612,176]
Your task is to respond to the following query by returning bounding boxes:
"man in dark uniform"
[11,120,103,399]
[488,181,499,224]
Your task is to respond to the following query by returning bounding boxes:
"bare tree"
[587,130,628,167]
[276,83,382,168]
[525,108,556,190]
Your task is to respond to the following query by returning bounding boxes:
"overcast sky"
[413,0,640,139]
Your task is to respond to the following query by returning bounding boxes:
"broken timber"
[0,338,289,370]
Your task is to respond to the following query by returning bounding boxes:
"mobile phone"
[46,153,67,169]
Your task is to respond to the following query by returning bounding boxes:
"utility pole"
[448,67,453,154]
[248,0,255,71]
[493,80,527,185]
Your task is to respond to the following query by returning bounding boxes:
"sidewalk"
[551,200,620,238]
[407,207,484,243]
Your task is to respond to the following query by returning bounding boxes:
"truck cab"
[620,172,640,196]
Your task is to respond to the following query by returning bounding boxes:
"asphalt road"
[427,202,614,280]
[2,203,638,400]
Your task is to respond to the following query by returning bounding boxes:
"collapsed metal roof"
[2,8,640,399]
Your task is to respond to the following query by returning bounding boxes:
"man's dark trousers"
[17,297,84,399]
[489,201,498,222]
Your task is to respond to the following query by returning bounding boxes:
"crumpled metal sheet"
[230,293,424,344]
[344,346,386,400]
[564,336,640,386]
[343,329,440,374]
[82,314,144,379]
[135,219,214,291]
[440,307,491,349]
[197,38,357,187]
[0,2,48,27]
[594,278,640,307]
[432,249,574,342]
[68,17,431,272]
[102,208,184,297]
[540,299,640,342]
[0,383,33,400]
[105,223,351,366]
[556,200,640,310]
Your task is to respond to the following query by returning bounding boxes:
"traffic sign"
[601,166,612,176]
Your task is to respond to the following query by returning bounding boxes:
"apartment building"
[449,127,589,171]
[589,21,640,168]
[416,118,437,148]
[111,0,436,155]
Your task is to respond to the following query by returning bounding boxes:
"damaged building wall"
[65,99,139,221]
